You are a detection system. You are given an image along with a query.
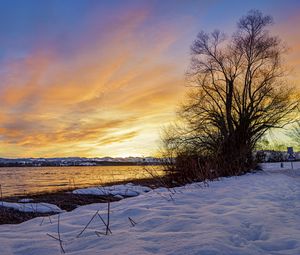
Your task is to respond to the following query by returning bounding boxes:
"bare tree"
[164,10,299,178]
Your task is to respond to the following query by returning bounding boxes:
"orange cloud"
[273,11,300,84]
[0,7,188,158]
[98,131,139,146]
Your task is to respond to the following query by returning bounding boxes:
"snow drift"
[0,201,63,213]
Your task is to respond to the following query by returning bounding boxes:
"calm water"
[0,165,163,197]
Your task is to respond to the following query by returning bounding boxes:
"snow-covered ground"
[72,183,152,197]
[0,164,299,255]
[0,201,63,213]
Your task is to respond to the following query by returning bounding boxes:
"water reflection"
[0,165,163,197]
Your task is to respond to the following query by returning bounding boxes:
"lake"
[0,165,163,197]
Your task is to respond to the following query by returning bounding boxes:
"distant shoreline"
[0,162,164,167]
[0,157,164,167]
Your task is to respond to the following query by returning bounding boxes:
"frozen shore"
[0,164,299,254]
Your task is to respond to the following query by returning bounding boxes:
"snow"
[73,183,152,197]
[260,161,300,171]
[18,198,34,203]
[0,164,299,254]
[0,201,63,213]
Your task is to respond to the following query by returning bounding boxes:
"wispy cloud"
[0,3,187,157]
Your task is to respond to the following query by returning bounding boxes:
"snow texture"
[73,183,152,197]
[0,164,299,254]
[18,198,34,203]
[0,201,63,213]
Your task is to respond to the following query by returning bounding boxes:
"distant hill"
[0,157,162,167]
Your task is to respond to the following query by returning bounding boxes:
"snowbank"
[0,201,63,213]
[260,161,300,171]
[18,198,34,203]
[73,183,152,197]
[0,166,299,254]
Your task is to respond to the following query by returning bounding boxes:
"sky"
[0,0,299,158]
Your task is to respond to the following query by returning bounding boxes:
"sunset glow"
[0,0,299,158]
